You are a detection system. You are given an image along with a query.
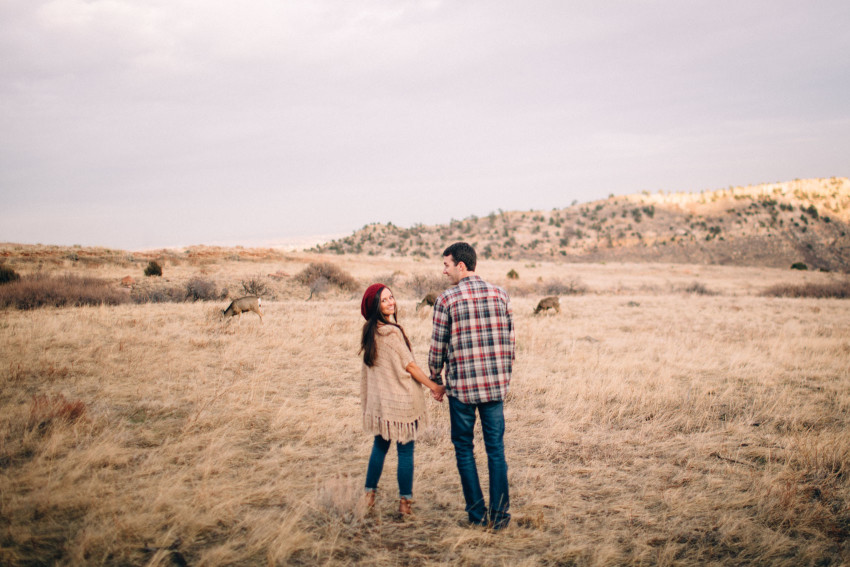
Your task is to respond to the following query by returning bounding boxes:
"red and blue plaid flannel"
[428,275,515,404]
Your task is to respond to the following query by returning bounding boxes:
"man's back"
[430,242,514,529]
[428,275,515,405]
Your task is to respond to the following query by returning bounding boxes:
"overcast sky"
[1,1,848,250]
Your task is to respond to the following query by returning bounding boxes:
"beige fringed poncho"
[361,325,428,443]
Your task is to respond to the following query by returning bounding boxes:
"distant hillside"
[0,244,297,268]
[314,177,850,272]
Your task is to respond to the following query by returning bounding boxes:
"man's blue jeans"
[448,397,510,528]
[365,436,414,499]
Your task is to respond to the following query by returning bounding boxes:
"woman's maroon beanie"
[360,283,387,320]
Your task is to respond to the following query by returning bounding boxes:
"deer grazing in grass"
[222,296,264,323]
[534,296,560,315]
[416,292,438,312]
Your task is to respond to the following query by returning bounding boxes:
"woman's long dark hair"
[360,286,412,367]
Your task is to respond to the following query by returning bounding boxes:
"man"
[428,242,515,529]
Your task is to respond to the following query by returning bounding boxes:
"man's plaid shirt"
[428,275,515,405]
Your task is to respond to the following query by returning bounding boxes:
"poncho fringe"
[362,413,424,444]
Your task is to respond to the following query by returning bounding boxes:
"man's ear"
[457,261,467,272]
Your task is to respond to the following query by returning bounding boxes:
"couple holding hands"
[359,242,515,530]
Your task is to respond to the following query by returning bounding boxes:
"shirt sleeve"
[428,295,450,383]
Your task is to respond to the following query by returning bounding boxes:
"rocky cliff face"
[316,178,850,272]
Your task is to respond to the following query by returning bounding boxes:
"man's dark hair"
[443,242,477,271]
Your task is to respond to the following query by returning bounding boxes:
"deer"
[416,292,438,312]
[222,296,264,323]
[534,296,560,315]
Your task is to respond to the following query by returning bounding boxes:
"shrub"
[760,280,850,299]
[241,275,269,297]
[507,269,519,280]
[0,265,21,285]
[0,274,130,309]
[540,278,587,296]
[130,284,185,304]
[307,276,329,300]
[185,277,223,301]
[791,262,808,271]
[144,260,163,277]
[408,273,446,297]
[294,262,358,292]
[374,272,399,288]
[682,281,717,296]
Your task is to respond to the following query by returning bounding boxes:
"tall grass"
[761,279,850,298]
[0,273,130,309]
[0,273,234,309]
[1,282,848,565]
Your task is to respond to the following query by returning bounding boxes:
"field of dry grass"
[1,252,848,565]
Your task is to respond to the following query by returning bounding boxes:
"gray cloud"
[2,0,848,249]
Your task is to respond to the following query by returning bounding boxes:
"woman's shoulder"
[376,325,412,357]
[376,324,403,337]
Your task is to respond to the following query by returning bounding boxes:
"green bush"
[507,269,519,280]
[790,262,808,271]
[144,260,163,277]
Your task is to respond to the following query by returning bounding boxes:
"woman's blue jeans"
[365,436,414,499]
[449,397,510,529]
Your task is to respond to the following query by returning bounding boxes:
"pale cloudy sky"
[1,1,848,250]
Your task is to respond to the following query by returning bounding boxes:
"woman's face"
[379,287,395,318]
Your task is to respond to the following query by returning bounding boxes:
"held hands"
[409,362,444,402]
[431,384,446,402]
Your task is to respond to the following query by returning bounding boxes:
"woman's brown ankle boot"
[399,497,413,515]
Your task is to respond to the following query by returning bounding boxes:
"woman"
[359,283,445,515]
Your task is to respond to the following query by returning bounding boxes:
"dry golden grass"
[1,254,848,565]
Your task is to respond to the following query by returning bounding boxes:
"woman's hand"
[406,361,446,402]
[431,384,446,402]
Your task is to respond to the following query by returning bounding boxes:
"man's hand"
[431,385,446,402]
